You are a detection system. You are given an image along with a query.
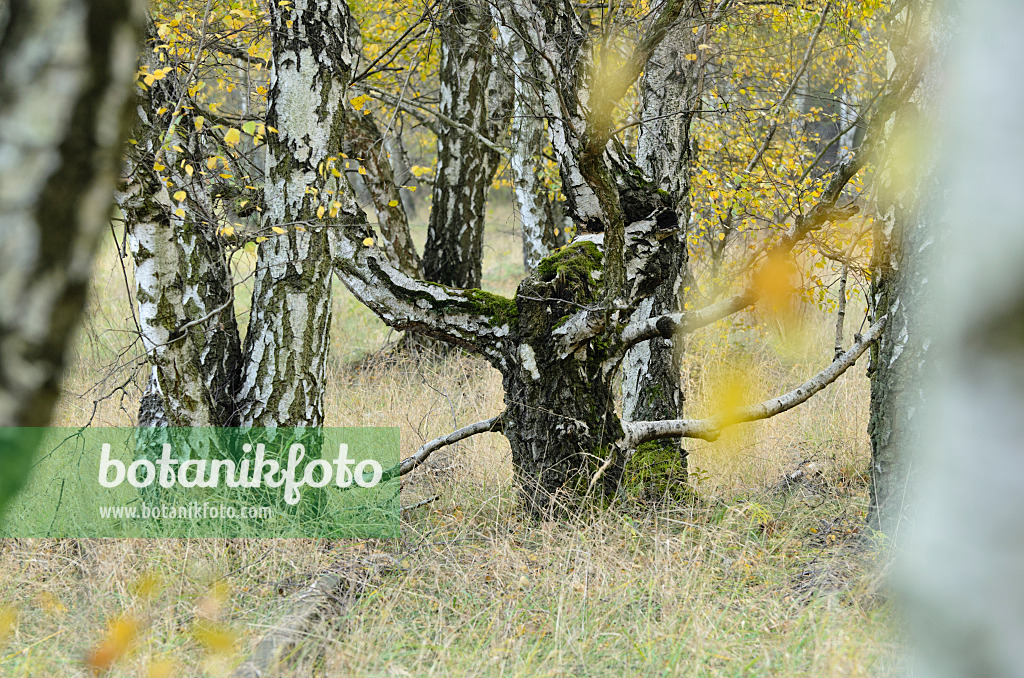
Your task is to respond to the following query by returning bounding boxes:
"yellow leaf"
[206,157,219,170]
[271,226,287,235]
[0,607,16,644]
[357,166,367,175]
[147,659,175,678]
[350,95,368,111]
[173,190,186,202]
[86,616,139,673]
[255,236,268,243]
[316,205,325,218]
[174,208,185,218]
[362,237,374,247]
[194,116,205,131]
[224,128,241,146]
[184,164,194,176]
[387,200,399,207]
[220,225,235,237]
[153,162,166,172]
[684,53,698,61]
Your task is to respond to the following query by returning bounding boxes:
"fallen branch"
[623,315,887,446]
[231,556,394,678]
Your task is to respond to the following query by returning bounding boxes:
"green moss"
[427,287,518,328]
[536,241,603,282]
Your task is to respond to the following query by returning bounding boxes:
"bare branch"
[623,314,886,445]
[385,413,505,480]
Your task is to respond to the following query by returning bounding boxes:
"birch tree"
[122,0,917,514]
[867,0,946,532]
[902,1,1024,673]
[421,0,507,289]
[0,0,143,507]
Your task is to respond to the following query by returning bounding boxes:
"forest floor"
[0,198,905,676]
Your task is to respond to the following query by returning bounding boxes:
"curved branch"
[384,413,505,480]
[333,224,514,365]
[623,315,887,445]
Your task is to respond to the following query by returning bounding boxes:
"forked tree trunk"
[422,0,505,289]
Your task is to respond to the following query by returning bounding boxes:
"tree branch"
[623,314,887,445]
[384,413,505,480]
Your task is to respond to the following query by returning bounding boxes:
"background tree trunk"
[422,0,504,289]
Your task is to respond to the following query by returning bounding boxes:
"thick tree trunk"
[237,0,360,427]
[0,0,142,508]
[502,242,624,508]
[422,0,504,289]
[624,15,701,485]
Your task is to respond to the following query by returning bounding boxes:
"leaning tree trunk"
[421,0,505,289]
[236,0,361,428]
[120,54,242,428]
[0,0,143,507]
[866,0,945,533]
[341,109,422,278]
[623,14,702,487]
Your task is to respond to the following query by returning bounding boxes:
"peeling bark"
[0,0,142,508]
[237,0,360,428]
[422,0,505,289]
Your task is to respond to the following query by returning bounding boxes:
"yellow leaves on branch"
[224,128,241,146]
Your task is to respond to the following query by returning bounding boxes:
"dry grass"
[0,199,905,676]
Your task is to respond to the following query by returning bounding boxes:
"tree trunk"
[421,0,504,289]
[901,2,1024,674]
[237,0,360,427]
[502,242,624,508]
[623,15,700,487]
[0,0,143,507]
[866,0,945,533]
[341,110,421,278]
[120,36,242,428]
[494,14,558,272]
